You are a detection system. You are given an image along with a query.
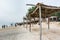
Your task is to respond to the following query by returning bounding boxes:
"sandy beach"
[0,22,60,40]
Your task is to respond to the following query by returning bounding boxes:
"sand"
[0,22,60,40]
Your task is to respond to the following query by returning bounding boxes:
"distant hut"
[49,16,60,21]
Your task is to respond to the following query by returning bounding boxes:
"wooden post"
[29,19,31,32]
[29,15,31,32]
[39,5,42,40]
[55,13,57,21]
[26,20,28,29]
[23,18,25,27]
[48,16,50,29]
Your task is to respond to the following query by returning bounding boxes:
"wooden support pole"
[29,20,31,32]
[56,17,57,22]
[48,16,50,29]
[26,20,28,29]
[29,15,31,32]
[34,18,35,24]
[39,6,42,40]
[23,18,25,27]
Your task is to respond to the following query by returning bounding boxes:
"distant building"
[49,16,60,21]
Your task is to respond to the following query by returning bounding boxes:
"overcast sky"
[0,0,60,26]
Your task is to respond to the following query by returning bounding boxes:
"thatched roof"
[29,3,60,18]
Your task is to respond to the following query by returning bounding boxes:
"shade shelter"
[27,3,60,29]
[30,3,60,18]
[26,3,60,40]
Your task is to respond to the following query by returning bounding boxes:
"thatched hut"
[26,3,60,31]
